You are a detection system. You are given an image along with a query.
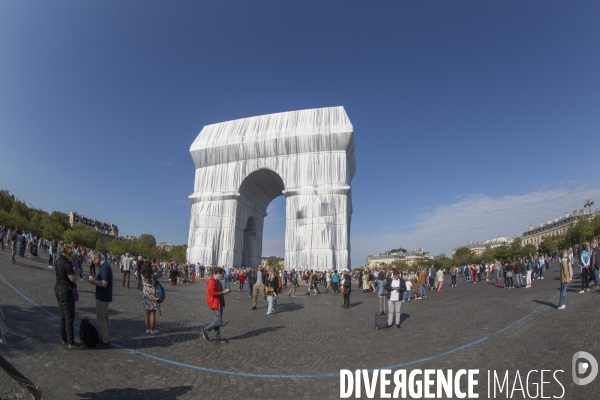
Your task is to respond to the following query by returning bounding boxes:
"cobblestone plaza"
[0,250,598,399]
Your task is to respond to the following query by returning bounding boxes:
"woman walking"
[141,261,163,334]
[238,271,245,291]
[54,244,83,350]
[436,268,444,293]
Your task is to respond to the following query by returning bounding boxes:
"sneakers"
[96,340,110,349]
[396,324,401,329]
[67,343,84,350]
[557,305,566,310]
[150,330,159,335]
[146,329,151,334]
[579,290,585,293]
[201,330,210,342]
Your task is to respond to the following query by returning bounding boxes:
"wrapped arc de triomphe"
[186,106,355,271]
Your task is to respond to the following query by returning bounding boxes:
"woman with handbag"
[54,244,83,350]
[266,269,279,314]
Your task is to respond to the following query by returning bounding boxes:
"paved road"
[0,249,598,399]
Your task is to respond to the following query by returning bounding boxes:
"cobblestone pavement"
[0,248,598,399]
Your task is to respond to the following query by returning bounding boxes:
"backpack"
[155,280,165,304]
[79,317,100,347]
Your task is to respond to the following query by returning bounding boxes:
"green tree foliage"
[390,247,407,253]
[63,223,100,248]
[522,244,537,258]
[538,236,558,256]
[138,234,157,248]
[452,247,473,265]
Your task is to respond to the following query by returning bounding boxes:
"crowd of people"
[1,224,598,347]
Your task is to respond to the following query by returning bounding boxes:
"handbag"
[72,286,79,302]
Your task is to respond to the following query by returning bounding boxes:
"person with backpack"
[141,261,163,334]
[54,244,84,350]
[202,267,230,343]
[88,250,113,349]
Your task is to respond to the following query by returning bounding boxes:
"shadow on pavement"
[227,325,284,341]
[348,301,362,307]
[77,386,193,399]
[532,299,557,309]
[276,303,305,313]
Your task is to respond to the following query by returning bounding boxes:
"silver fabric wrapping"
[187,106,355,271]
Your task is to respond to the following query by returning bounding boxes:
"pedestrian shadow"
[227,325,285,341]
[77,386,193,399]
[275,303,305,313]
[532,299,556,309]
[348,301,363,308]
[400,313,410,324]
[78,307,121,316]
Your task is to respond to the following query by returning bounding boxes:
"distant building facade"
[452,237,515,257]
[521,209,600,248]
[365,248,434,270]
[69,212,136,242]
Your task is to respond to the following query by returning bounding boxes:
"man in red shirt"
[202,267,230,343]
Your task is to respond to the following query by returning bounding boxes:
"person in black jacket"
[342,271,352,308]
[384,270,406,328]
[54,244,84,350]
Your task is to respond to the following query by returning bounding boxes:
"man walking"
[223,266,231,290]
[88,251,113,348]
[202,267,230,343]
[10,230,19,264]
[121,253,133,288]
[251,264,267,310]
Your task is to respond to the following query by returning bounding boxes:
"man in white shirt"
[384,269,406,329]
[121,253,133,288]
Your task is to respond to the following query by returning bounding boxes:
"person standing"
[417,268,426,299]
[579,247,591,293]
[141,261,162,334]
[450,266,457,287]
[341,271,352,308]
[590,241,599,288]
[88,250,113,348]
[557,251,571,310]
[223,266,231,290]
[513,260,523,288]
[331,270,340,293]
[287,272,298,297]
[201,267,230,343]
[385,270,406,328]
[266,269,279,314]
[122,253,133,288]
[245,267,254,298]
[136,256,143,289]
[251,264,267,310]
[54,245,84,350]
[525,258,533,288]
[10,229,19,264]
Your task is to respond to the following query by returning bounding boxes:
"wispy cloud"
[350,185,600,266]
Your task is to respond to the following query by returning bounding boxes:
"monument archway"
[187,106,356,271]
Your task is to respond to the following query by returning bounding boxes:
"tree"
[452,247,473,265]
[538,236,558,256]
[390,247,407,253]
[138,234,157,248]
[522,244,537,258]
[63,223,100,248]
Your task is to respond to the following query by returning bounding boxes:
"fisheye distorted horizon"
[1,1,599,266]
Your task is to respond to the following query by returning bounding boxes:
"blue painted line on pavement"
[0,272,558,379]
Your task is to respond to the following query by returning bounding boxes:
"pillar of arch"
[187,106,356,271]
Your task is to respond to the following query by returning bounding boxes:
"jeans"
[558,283,567,307]
[515,273,523,287]
[403,290,412,301]
[595,269,599,287]
[239,281,244,291]
[267,295,278,313]
[388,300,402,326]
[89,263,96,278]
[55,284,75,344]
[204,308,223,338]
[343,293,350,306]
[224,275,231,290]
[122,271,130,287]
[247,282,254,296]
[539,266,544,278]
[418,284,426,299]
[377,280,384,296]
[451,276,456,285]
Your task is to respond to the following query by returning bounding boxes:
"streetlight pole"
[584,199,594,216]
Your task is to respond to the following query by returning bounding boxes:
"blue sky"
[1,1,599,266]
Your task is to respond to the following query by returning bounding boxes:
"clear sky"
[1,1,599,266]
